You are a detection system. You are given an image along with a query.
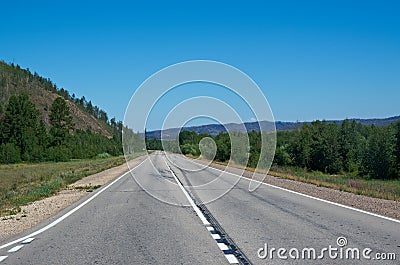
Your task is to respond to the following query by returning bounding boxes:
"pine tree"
[0,94,46,162]
[363,126,396,179]
[395,122,400,172]
[49,97,74,146]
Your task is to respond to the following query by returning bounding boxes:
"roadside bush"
[0,143,21,164]
[96,152,112,158]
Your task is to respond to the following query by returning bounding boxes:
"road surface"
[0,152,399,264]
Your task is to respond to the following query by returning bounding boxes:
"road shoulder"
[0,155,147,242]
[188,156,400,221]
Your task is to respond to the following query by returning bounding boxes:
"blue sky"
[1,0,399,130]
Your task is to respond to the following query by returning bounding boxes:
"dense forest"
[0,61,145,163]
[147,120,400,180]
[0,94,123,163]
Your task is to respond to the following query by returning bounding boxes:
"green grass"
[0,156,128,216]
[209,159,400,202]
[267,166,400,201]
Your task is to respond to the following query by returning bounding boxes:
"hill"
[146,116,400,140]
[0,61,113,138]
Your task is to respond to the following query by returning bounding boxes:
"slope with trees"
[0,61,143,163]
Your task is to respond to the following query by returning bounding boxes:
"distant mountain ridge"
[146,116,400,140]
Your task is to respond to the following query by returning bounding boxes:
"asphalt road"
[0,152,399,264]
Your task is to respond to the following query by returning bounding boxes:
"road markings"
[217,243,229,251]
[164,158,210,226]
[0,256,7,262]
[225,254,239,264]
[164,157,239,264]
[187,156,400,224]
[21,238,35,244]
[8,245,24,253]
[211,233,221,240]
[0,158,149,251]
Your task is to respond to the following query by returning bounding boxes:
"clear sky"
[1,0,399,130]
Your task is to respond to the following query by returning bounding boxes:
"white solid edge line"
[185,156,400,224]
[225,254,239,264]
[0,158,149,250]
[0,256,8,262]
[163,158,210,226]
[8,245,23,253]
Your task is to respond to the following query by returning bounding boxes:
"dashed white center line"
[8,245,24,253]
[211,233,221,240]
[21,238,35,244]
[217,243,229,251]
[164,156,243,264]
[225,254,239,264]
[1,238,35,262]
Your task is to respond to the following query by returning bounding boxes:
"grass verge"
[267,166,400,202]
[0,156,129,216]
[209,160,400,202]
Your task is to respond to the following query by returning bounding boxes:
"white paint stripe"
[225,254,239,264]
[217,243,229,251]
[187,157,400,224]
[0,256,8,262]
[164,155,243,263]
[21,238,35,244]
[0,158,149,250]
[8,245,23,253]
[211,233,221,240]
[163,158,210,226]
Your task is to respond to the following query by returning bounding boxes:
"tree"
[290,124,312,169]
[49,97,74,146]
[0,143,21,163]
[339,120,366,173]
[362,126,396,179]
[214,133,231,162]
[0,94,46,161]
[396,122,400,169]
[98,110,108,123]
[179,130,198,145]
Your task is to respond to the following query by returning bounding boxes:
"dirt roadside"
[0,155,147,242]
[205,161,400,221]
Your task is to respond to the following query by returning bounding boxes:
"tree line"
[147,120,400,180]
[0,94,123,163]
[275,120,400,179]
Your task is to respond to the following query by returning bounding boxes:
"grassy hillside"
[0,60,146,164]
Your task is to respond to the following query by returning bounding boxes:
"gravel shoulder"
[0,155,147,241]
[206,161,400,221]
